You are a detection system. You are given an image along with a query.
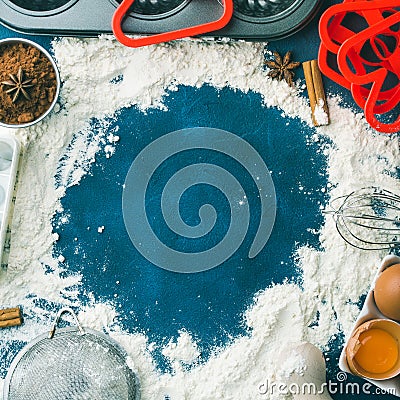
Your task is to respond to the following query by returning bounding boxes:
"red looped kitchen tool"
[319,0,398,89]
[318,0,400,133]
[338,12,400,133]
[112,0,234,48]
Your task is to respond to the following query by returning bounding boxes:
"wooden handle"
[303,60,330,127]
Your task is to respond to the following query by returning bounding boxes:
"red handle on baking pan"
[112,0,234,48]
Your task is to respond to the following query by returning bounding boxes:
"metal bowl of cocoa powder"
[0,38,60,128]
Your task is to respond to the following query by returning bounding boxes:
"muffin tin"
[339,255,400,397]
[0,132,20,266]
[0,0,321,40]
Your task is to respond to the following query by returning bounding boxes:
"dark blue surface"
[0,4,398,399]
[53,84,328,358]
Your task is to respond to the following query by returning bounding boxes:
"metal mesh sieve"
[4,308,140,400]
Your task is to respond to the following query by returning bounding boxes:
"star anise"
[1,67,34,103]
[265,51,300,87]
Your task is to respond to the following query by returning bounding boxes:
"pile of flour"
[0,37,398,399]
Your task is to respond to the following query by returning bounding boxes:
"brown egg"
[374,263,400,321]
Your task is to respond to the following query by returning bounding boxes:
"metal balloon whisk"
[325,187,400,251]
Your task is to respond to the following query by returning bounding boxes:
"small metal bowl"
[0,37,60,129]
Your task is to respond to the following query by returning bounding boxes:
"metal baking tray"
[0,0,321,40]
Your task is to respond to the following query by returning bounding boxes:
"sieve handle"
[48,307,85,339]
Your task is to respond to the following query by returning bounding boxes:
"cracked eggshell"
[345,319,400,380]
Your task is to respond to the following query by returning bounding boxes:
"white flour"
[314,99,329,126]
[0,37,399,399]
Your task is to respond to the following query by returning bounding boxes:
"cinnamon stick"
[303,59,330,127]
[0,307,22,328]
[0,318,22,328]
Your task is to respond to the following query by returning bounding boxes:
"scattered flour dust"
[0,36,399,399]
[313,99,329,126]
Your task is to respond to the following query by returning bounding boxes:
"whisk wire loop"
[325,187,400,251]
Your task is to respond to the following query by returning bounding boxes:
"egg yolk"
[354,328,398,374]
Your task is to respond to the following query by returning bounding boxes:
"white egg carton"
[339,254,400,397]
[0,132,20,266]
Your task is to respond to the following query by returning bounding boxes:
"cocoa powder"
[0,42,58,125]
